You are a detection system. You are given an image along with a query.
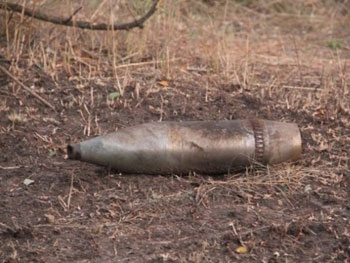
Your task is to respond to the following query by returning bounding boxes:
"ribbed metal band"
[250,119,265,164]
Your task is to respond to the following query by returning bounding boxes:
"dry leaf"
[158,80,169,87]
[318,141,329,152]
[236,246,248,254]
[44,214,55,224]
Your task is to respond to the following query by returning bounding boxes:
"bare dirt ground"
[0,1,349,262]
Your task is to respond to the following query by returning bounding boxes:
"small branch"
[63,6,83,24]
[0,65,56,111]
[0,0,160,31]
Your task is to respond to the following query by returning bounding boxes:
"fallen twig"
[0,65,56,111]
[0,165,22,170]
[0,0,160,31]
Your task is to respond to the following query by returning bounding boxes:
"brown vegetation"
[0,0,349,262]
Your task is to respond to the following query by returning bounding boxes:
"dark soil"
[0,2,349,262]
[1,62,349,262]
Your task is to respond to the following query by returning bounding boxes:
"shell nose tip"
[67,144,81,160]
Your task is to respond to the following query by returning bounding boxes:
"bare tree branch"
[0,0,160,30]
[63,6,83,24]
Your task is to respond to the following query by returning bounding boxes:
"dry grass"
[1,0,348,192]
[4,0,349,109]
[2,0,348,200]
[0,0,349,262]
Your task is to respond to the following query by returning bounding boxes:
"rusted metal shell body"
[67,119,301,174]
